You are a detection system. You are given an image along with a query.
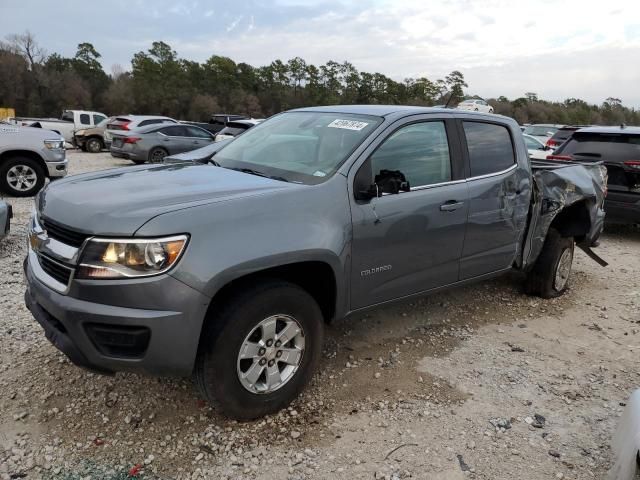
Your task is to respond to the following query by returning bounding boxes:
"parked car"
[545,125,589,149]
[548,125,640,224]
[110,123,216,164]
[215,119,263,141]
[207,114,250,134]
[10,110,107,144]
[104,115,177,148]
[0,200,11,239]
[522,124,562,143]
[523,134,551,160]
[74,116,114,153]
[0,123,67,196]
[456,99,494,113]
[25,105,606,420]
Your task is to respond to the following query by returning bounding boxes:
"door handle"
[440,200,464,212]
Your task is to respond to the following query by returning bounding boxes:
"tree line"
[1,31,638,126]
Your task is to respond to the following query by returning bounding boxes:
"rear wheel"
[86,137,103,153]
[148,147,168,164]
[195,280,324,420]
[0,157,46,197]
[525,228,575,298]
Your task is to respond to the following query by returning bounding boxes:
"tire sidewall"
[200,283,324,420]
[0,157,45,197]
[87,138,102,153]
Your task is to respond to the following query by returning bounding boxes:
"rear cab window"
[79,114,91,125]
[462,121,516,177]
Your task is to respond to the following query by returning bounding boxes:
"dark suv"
[549,126,640,224]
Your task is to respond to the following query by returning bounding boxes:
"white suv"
[457,99,494,113]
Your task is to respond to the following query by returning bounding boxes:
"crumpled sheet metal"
[523,162,607,268]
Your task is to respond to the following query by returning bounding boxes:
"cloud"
[3,0,640,106]
[226,15,244,32]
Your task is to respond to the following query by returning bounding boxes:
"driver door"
[349,117,468,309]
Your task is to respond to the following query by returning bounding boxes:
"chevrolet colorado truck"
[24,106,607,420]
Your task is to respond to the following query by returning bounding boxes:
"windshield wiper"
[230,167,289,183]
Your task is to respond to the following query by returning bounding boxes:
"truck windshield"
[215,112,382,184]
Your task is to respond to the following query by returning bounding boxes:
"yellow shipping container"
[0,108,16,120]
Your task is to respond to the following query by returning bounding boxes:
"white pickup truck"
[11,110,108,145]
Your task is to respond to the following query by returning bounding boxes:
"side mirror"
[355,183,381,201]
[375,169,410,195]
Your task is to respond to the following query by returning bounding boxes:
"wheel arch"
[549,198,593,243]
[0,149,48,177]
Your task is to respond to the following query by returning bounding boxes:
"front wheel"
[525,228,575,298]
[86,137,103,153]
[195,280,324,420]
[0,157,46,197]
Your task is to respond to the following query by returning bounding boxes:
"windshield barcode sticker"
[328,119,369,131]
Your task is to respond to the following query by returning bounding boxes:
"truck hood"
[37,163,297,235]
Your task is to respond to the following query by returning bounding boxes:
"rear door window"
[160,126,187,137]
[463,121,515,177]
[79,113,91,125]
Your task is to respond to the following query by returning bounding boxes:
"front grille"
[41,217,89,247]
[38,255,73,286]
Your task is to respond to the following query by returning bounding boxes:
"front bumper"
[46,159,68,179]
[24,249,210,376]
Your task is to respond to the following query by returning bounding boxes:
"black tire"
[525,228,575,298]
[195,280,324,420]
[86,137,103,153]
[0,156,46,197]
[148,147,168,164]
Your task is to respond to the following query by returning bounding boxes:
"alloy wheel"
[7,165,37,192]
[237,314,305,394]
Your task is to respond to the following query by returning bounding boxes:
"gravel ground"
[1,150,639,480]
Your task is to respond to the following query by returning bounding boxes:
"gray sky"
[2,0,640,107]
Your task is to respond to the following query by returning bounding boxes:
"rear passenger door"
[458,120,524,279]
[349,117,469,309]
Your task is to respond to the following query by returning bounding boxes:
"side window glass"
[370,121,452,192]
[186,126,213,138]
[160,126,186,136]
[463,122,515,177]
[93,115,106,125]
[79,114,90,125]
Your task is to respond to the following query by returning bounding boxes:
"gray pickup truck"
[24,106,607,420]
[0,123,68,196]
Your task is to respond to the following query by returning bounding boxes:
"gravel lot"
[1,150,639,480]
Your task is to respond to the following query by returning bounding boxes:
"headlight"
[44,139,65,150]
[76,235,188,279]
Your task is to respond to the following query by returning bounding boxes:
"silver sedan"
[110,124,216,164]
